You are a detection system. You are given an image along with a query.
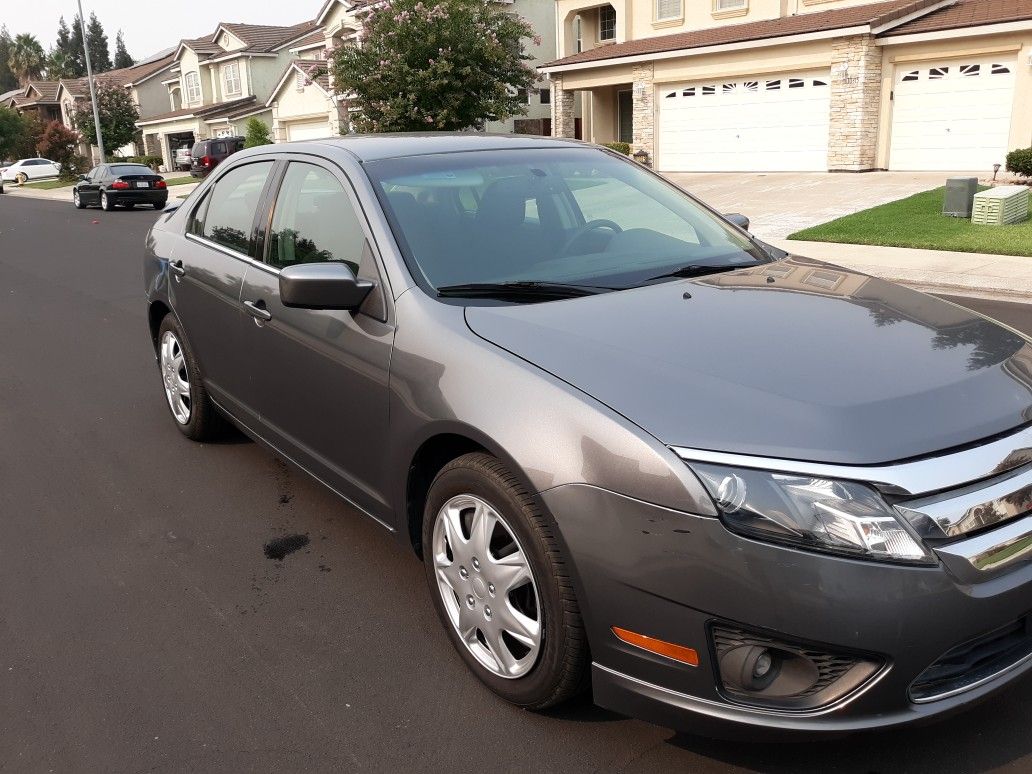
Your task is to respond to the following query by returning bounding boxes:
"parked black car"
[74,163,168,211]
[189,136,244,178]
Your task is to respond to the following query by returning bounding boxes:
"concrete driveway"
[664,171,983,240]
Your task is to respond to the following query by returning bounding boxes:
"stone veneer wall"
[549,75,576,138]
[829,34,882,171]
[631,62,655,163]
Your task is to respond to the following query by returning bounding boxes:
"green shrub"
[602,141,631,156]
[244,117,272,148]
[1006,148,1032,178]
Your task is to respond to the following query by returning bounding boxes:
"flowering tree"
[72,81,140,156]
[331,0,539,132]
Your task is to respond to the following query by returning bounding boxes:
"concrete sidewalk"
[775,239,1032,303]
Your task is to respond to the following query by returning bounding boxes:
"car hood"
[464,257,1032,465]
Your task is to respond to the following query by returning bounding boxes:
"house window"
[599,6,616,41]
[223,62,241,97]
[296,71,306,92]
[184,72,201,105]
[714,0,746,10]
[992,64,1011,75]
[539,87,550,105]
[655,0,682,22]
[574,16,582,53]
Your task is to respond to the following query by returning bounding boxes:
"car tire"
[15,172,27,185]
[100,191,115,211]
[422,452,589,710]
[73,189,86,209]
[152,202,164,211]
[156,313,224,442]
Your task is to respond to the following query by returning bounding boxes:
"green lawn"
[164,177,195,187]
[22,178,72,190]
[788,186,1032,257]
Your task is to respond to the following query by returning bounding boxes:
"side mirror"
[724,213,750,231]
[279,262,373,310]
[78,174,87,181]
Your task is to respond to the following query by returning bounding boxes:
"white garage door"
[658,70,831,172]
[287,120,330,142]
[889,59,1015,171]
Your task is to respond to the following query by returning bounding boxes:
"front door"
[171,159,275,419]
[618,89,633,145]
[239,158,395,520]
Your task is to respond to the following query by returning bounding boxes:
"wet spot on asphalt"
[264,533,310,561]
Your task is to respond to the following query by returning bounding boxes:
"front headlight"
[690,463,935,565]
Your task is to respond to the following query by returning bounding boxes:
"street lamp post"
[77,0,106,161]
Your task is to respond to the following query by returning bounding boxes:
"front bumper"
[540,483,1032,735]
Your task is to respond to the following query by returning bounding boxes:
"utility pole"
[77,0,106,161]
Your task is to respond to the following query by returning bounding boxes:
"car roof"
[305,132,592,162]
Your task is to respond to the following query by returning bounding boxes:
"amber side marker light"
[612,626,699,667]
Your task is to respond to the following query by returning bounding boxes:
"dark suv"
[189,136,244,178]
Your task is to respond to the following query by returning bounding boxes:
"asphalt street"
[2,194,1031,772]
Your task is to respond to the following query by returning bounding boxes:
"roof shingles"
[884,0,1032,36]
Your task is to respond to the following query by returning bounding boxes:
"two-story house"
[541,0,1032,172]
[135,19,318,171]
[265,0,576,141]
[56,52,177,162]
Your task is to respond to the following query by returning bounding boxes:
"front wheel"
[156,313,223,441]
[100,191,115,211]
[423,453,588,709]
[73,189,85,209]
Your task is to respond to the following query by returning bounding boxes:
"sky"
[2,0,320,62]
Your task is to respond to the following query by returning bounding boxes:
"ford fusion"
[144,135,1032,734]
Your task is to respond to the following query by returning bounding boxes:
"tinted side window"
[267,162,364,272]
[212,142,227,156]
[199,161,274,255]
[191,142,205,157]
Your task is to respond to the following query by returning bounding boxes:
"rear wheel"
[73,189,85,209]
[125,202,136,209]
[152,202,164,211]
[422,453,589,709]
[100,191,115,211]
[156,313,223,441]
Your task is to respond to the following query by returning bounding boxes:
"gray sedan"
[144,134,1032,735]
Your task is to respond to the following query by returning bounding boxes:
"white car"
[0,158,62,184]
[174,146,192,171]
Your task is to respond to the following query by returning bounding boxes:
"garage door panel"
[658,70,830,172]
[286,120,330,141]
[889,59,1014,171]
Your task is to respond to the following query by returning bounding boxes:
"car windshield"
[110,164,152,176]
[366,147,768,293]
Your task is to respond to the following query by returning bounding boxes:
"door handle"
[243,299,272,321]
[169,259,186,277]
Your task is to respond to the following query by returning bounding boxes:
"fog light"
[712,624,882,710]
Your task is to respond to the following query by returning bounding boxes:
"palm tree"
[9,33,45,85]
[45,49,74,80]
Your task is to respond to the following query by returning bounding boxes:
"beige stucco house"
[134,19,318,171]
[266,0,574,140]
[541,0,1032,172]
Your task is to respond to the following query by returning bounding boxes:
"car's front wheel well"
[406,434,488,558]
[148,300,172,353]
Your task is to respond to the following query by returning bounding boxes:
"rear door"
[238,157,395,519]
[171,159,276,421]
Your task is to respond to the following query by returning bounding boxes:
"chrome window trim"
[671,424,1032,497]
[184,232,278,276]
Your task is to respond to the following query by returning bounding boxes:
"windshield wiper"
[435,281,610,300]
[643,263,749,283]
